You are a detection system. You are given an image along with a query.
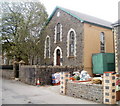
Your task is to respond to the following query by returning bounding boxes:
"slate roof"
[112,19,120,26]
[47,6,112,29]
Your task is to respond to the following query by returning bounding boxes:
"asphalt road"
[1,78,98,104]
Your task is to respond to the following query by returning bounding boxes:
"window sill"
[67,56,76,59]
[54,42,62,44]
[44,57,51,59]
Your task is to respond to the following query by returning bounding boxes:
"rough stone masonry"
[66,81,103,103]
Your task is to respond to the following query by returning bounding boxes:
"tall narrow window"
[57,23,60,42]
[54,23,62,43]
[44,36,50,58]
[100,32,105,53]
[67,28,76,57]
[69,31,75,56]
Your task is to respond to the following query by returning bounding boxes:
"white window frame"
[53,46,63,66]
[67,28,77,57]
[54,23,62,43]
[100,32,105,53]
[44,35,50,59]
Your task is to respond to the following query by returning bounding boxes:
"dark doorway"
[14,64,19,78]
[56,49,60,66]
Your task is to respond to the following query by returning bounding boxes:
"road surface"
[1,78,98,104]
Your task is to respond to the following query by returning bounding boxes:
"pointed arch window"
[67,28,76,57]
[69,31,75,56]
[100,32,105,53]
[54,23,62,43]
[44,36,50,58]
[57,23,60,42]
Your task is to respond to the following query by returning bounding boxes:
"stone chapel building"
[42,6,114,75]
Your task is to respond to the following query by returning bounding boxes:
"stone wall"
[0,64,19,79]
[118,26,120,74]
[1,69,15,79]
[113,24,120,74]
[19,65,79,85]
[66,81,103,103]
[116,25,120,74]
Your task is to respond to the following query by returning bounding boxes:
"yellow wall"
[83,23,114,76]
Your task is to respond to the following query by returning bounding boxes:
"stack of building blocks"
[103,72,116,104]
[60,72,70,95]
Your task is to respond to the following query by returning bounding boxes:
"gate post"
[19,60,25,67]
[19,60,25,80]
[60,72,70,95]
[103,72,116,104]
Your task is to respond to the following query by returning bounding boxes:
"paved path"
[1,78,98,104]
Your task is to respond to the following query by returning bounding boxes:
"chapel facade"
[42,6,114,75]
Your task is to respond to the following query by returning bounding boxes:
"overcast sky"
[1,0,119,23]
[39,0,119,23]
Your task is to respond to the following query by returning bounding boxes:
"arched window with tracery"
[100,32,105,53]
[54,23,62,43]
[44,36,50,58]
[69,31,75,56]
[67,28,76,57]
[56,23,60,42]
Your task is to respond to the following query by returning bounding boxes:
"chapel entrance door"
[56,49,60,66]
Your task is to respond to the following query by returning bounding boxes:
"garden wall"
[19,65,80,85]
[0,65,15,79]
[66,81,103,103]
[1,69,15,79]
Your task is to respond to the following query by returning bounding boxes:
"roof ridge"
[47,6,112,29]
[57,6,84,22]
[58,6,112,24]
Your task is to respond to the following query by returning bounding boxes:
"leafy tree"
[1,2,48,64]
